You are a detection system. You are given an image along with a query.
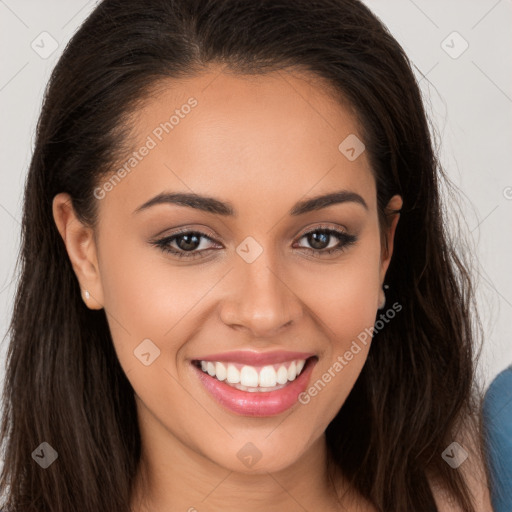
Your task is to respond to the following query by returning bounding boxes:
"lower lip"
[192,357,317,417]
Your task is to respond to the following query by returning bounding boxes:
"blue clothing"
[483,365,512,512]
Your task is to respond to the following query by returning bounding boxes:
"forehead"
[99,65,376,218]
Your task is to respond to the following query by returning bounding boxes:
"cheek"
[97,237,200,429]
[295,235,381,418]
[99,221,204,325]
[98,230,230,383]
[299,233,382,345]
[97,232,183,369]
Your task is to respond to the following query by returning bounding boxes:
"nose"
[219,251,304,338]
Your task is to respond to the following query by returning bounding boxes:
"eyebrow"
[133,189,368,216]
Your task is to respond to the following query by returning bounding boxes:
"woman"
[0,0,493,510]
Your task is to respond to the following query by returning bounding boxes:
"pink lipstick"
[191,353,317,417]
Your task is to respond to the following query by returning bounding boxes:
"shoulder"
[483,365,512,414]
[482,365,512,511]
[483,365,512,447]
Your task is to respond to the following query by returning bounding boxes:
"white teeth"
[287,361,297,381]
[197,358,309,390]
[206,361,216,377]
[226,364,240,384]
[215,362,227,381]
[276,365,289,385]
[259,365,277,387]
[231,382,288,392]
[240,366,259,387]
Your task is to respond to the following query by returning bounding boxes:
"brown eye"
[295,227,357,256]
[152,230,219,259]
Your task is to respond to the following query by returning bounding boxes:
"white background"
[0,1,511,397]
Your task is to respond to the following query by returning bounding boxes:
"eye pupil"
[308,231,329,250]
[177,233,201,251]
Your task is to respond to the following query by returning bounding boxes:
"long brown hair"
[0,1,487,510]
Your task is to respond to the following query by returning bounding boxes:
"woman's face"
[56,66,401,475]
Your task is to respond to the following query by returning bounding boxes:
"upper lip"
[192,350,316,366]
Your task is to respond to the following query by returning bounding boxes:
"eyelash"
[151,225,357,260]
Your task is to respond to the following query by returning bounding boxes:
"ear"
[52,193,104,309]
[379,194,402,284]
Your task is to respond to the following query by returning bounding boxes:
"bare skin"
[52,65,490,511]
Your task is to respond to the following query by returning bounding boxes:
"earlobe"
[379,194,402,283]
[52,193,104,310]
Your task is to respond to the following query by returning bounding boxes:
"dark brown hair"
[0,1,488,510]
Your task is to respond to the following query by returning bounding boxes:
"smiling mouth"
[191,356,317,392]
